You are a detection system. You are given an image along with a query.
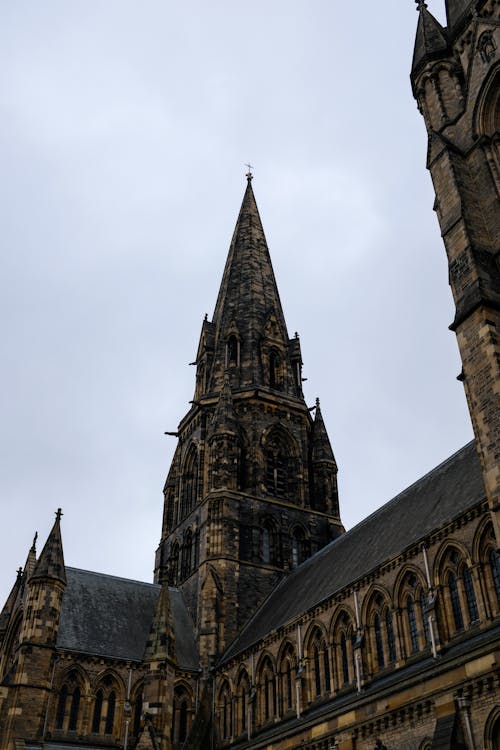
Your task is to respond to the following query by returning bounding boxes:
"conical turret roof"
[412,2,448,74]
[311,399,337,466]
[31,510,66,585]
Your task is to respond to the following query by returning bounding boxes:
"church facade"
[0,1,499,749]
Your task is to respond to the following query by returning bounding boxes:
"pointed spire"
[412,0,448,75]
[23,531,38,581]
[0,568,24,634]
[205,177,292,393]
[210,375,238,436]
[312,399,337,466]
[144,584,175,662]
[31,509,66,585]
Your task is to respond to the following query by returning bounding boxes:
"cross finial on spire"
[415,0,428,10]
[316,397,320,408]
[245,163,254,181]
[55,508,63,522]
[31,531,38,552]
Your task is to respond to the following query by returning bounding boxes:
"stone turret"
[411,0,500,544]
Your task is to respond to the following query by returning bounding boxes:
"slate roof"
[57,568,198,668]
[223,441,485,662]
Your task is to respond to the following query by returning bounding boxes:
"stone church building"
[1,1,499,748]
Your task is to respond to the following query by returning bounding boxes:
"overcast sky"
[0,1,473,605]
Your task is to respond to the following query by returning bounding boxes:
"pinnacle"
[31,510,66,585]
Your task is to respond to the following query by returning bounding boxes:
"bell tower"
[411,0,500,543]
[155,175,344,665]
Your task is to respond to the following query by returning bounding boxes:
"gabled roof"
[222,441,484,662]
[57,568,198,668]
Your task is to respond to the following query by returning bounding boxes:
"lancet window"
[91,675,119,736]
[54,671,83,733]
[172,684,193,745]
[307,627,331,700]
[236,670,250,735]
[181,445,199,518]
[291,526,308,568]
[278,643,296,714]
[367,593,395,672]
[258,657,276,723]
[333,612,355,688]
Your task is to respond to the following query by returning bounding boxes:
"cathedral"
[1,1,499,748]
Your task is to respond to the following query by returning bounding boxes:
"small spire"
[316,397,320,409]
[245,162,254,181]
[31,510,66,584]
[16,567,23,581]
[31,531,38,553]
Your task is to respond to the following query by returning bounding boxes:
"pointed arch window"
[133,691,143,737]
[285,661,293,710]
[261,521,279,566]
[269,349,283,389]
[407,597,419,652]
[172,685,193,745]
[323,646,331,693]
[92,689,103,733]
[374,613,385,668]
[180,700,188,742]
[68,687,80,731]
[463,566,478,623]
[340,632,349,685]
[227,335,240,366]
[55,685,68,730]
[291,527,307,568]
[181,445,199,517]
[313,644,321,696]
[448,571,464,632]
[265,440,287,497]
[420,590,431,645]
[181,529,193,580]
[489,549,500,607]
[386,609,396,662]
[104,690,116,734]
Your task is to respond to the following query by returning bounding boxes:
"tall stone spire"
[195,177,302,399]
[31,509,66,585]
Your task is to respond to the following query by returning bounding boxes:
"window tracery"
[54,670,83,733]
[172,684,193,745]
[91,675,120,737]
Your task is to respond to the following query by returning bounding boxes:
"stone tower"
[155,175,344,666]
[410,0,500,543]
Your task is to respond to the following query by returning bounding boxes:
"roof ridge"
[66,566,160,588]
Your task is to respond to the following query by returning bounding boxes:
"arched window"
[291,527,307,568]
[448,571,464,632]
[489,549,500,608]
[420,590,431,645]
[172,685,193,745]
[181,529,193,580]
[105,691,115,734]
[55,685,68,730]
[261,521,279,566]
[181,445,198,517]
[265,440,288,497]
[463,566,479,623]
[259,658,276,723]
[340,632,349,685]
[374,613,384,668]
[92,690,103,733]
[54,672,82,733]
[169,542,179,585]
[313,644,321,696]
[227,335,239,365]
[133,690,143,737]
[68,687,80,731]
[237,671,250,734]
[269,350,280,388]
[386,609,396,662]
[407,597,419,653]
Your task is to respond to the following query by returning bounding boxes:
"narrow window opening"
[407,598,419,652]
[55,685,68,730]
[374,614,385,668]
[104,691,115,735]
[92,690,103,733]
[68,687,80,731]
[449,571,464,632]
[463,566,479,622]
